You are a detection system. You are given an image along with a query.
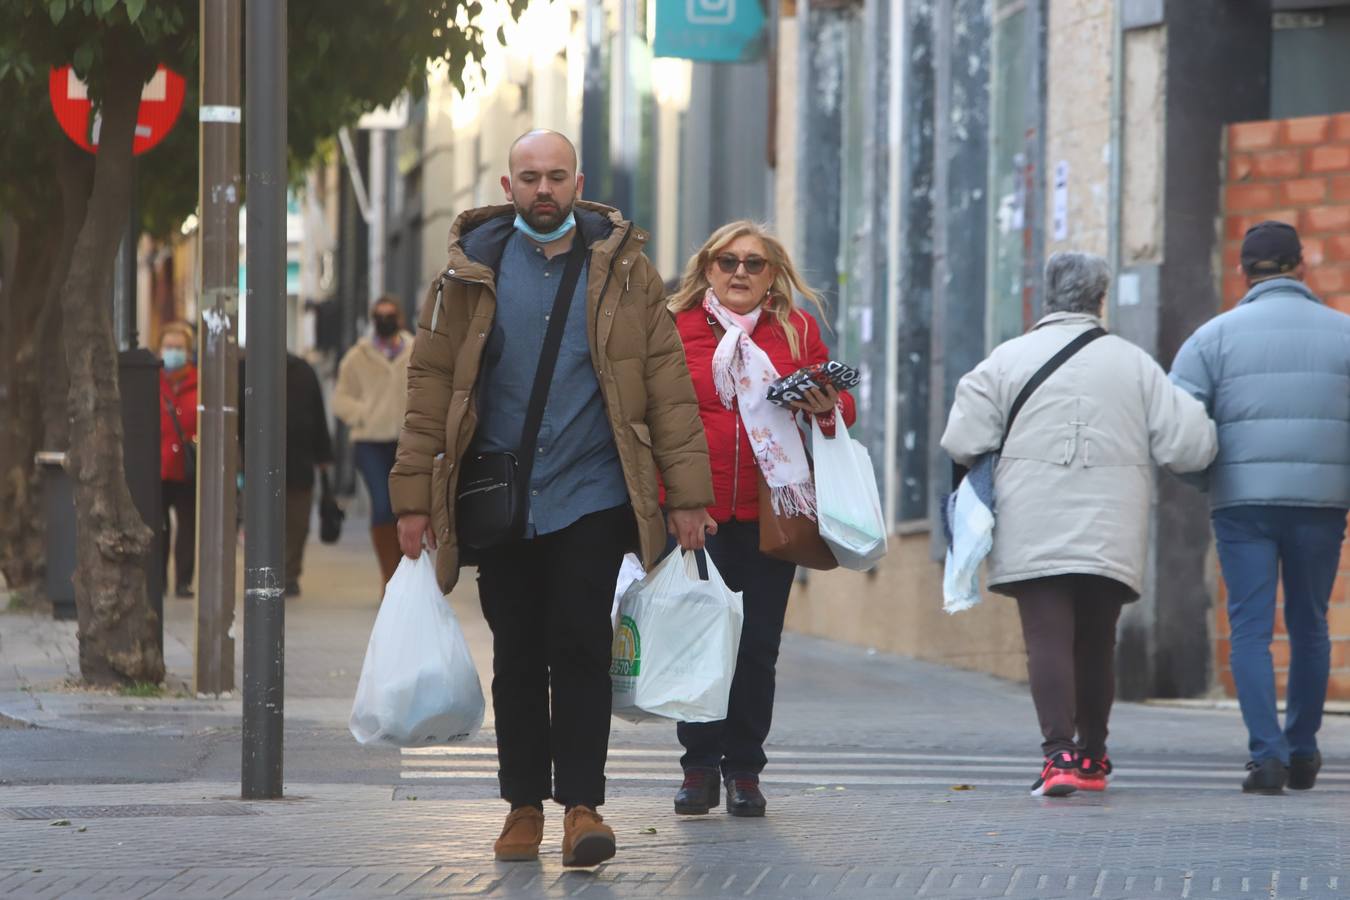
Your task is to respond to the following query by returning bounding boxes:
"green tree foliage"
[3,0,525,235]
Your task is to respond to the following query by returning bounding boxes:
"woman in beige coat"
[941,252,1217,798]
[333,295,413,585]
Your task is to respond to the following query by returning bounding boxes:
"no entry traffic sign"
[48,64,186,156]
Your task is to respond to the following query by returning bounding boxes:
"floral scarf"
[703,289,816,519]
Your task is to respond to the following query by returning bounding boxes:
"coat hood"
[445,201,643,280]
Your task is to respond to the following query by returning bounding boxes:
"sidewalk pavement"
[2,519,1350,898]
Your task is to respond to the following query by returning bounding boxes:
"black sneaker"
[724,774,767,817]
[174,584,194,599]
[1030,751,1079,797]
[1289,751,1322,791]
[674,767,719,815]
[285,581,301,598]
[1242,758,1288,794]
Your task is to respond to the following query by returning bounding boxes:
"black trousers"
[475,504,633,808]
[677,520,796,778]
[161,479,195,590]
[1005,574,1132,759]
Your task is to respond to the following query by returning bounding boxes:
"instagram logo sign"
[686,0,735,25]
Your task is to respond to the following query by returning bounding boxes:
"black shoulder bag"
[318,469,345,544]
[951,327,1106,490]
[454,228,588,550]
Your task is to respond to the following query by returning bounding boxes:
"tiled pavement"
[1,777,1348,898]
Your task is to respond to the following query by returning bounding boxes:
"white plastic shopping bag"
[349,553,485,746]
[610,550,744,723]
[612,553,646,631]
[941,454,995,613]
[812,411,888,571]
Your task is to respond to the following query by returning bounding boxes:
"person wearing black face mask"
[333,296,414,586]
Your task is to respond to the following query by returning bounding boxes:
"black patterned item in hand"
[766,361,861,408]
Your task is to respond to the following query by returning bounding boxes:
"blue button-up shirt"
[471,231,629,536]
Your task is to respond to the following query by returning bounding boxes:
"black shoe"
[1289,751,1322,791]
[1242,758,1288,794]
[724,774,766,818]
[285,582,301,598]
[174,585,193,599]
[674,767,719,815]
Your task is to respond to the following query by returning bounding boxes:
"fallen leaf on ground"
[77,826,88,833]
[950,784,975,791]
[49,820,70,827]
[641,827,657,834]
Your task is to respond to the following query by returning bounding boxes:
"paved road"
[2,521,1348,898]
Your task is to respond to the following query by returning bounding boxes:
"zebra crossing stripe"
[396,748,1349,788]
[401,746,1256,770]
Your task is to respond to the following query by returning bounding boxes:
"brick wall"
[1218,113,1350,701]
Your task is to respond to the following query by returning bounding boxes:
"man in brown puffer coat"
[390,130,715,868]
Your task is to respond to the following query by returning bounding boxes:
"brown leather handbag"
[756,470,838,570]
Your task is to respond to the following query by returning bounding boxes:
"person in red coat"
[666,221,856,818]
[158,321,198,598]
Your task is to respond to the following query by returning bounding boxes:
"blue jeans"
[1213,505,1347,764]
[353,441,398,526]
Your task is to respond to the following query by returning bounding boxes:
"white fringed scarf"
[702,289,816,519]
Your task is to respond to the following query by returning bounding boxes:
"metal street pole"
[112,163,138,351]
[195,0,241,697]
[242,0,287,800]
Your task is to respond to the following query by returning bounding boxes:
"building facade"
[330,0,1350,700]
[780,0,1350,701]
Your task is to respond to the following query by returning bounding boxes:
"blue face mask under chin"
[514,210,576,244]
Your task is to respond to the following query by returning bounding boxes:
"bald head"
[508,130,579,177]
[502,130,584,237]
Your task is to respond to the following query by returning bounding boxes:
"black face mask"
[373,315,399,338]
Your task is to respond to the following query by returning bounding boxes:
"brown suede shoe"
[561,806,615,868]
[493,806,544,862]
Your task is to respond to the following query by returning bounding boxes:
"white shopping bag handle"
[811,402,849,442]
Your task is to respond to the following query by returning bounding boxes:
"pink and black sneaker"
[1074,755,1112,792]
[1030,751,1079,797]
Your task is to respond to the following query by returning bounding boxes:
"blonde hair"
[667,221,827,360]
[159,320,195,348]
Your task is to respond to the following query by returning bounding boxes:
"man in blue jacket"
[1171,220,1350,794]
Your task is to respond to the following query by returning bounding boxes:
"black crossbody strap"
[515,225,589,487]
[162,387,191,448]
[998,326,1106,453]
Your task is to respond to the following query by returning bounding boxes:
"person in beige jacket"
[332,295,413,585]
[941,252,1217,798]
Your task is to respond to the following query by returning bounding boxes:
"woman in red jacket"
[667,221,856,818]
[159,321,198,598]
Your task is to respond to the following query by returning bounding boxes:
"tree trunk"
[60,47,164,686]
[0,214,58,591]
[41,142,91,458]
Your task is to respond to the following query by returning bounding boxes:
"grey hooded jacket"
[1169,277,1350,511]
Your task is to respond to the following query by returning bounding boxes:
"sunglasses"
[714,254,769,275]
